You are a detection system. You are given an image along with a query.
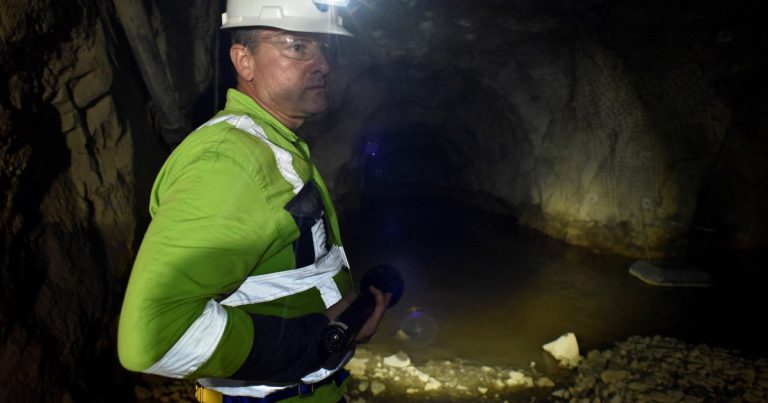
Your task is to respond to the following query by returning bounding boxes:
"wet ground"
[340,190,768,370]
[132,190,768,402]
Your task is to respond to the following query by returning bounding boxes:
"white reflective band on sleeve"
[186,114,354,397]
[316,276,343,308]
[220,246,345,308]
[339,246,350,270]
[311,219,328,258]
[202,114,304,194]
[145,299,228,378]
[302,349,354,383]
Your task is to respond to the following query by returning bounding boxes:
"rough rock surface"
[2,1,768,402]
[1,1,215,401]
[132,336,767,402]
[556,335,768,402]
[2,2,147,401]
[305,0,768,258]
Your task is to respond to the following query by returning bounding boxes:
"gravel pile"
[131,335,768,402]
[558,335,768,402]
[344,348,554,402]
[345,336,768,402]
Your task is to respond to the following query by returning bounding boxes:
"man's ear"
[230,44,254,82]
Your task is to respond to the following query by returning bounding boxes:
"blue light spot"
[364,141,380,157]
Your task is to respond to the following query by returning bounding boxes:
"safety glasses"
[261,31,336,62]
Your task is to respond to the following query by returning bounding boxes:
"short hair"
[229,28,263,52]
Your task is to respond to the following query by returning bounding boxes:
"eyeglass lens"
[269,33,336,62]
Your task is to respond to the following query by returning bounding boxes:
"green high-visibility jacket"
[118,89,354,400]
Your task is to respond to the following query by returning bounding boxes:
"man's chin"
[306,96,329,114]
[299,104,329,122]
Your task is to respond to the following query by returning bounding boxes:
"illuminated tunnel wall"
[1,0,766,401]
[306,0,760,259]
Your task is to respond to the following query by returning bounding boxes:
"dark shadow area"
[0,103,71,403]
[360,122,463,194]
[342,190,768,371]
[2,102,69,330]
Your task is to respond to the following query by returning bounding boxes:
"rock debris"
[133,335,768,402]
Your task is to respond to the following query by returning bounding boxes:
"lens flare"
[396,308,438,348]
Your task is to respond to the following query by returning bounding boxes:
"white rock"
[406,388,419,394]
[370,381,386,396]
[395,329,411,341]
[552,388,569,398]
[536,377,555,387]
[357,381,369,392]
[506,370,534,387]
[411,368,431,382]
[543,332,582,368]
[346,357,368,378]
[383,351,412,368]
[425,378,442,391]
[478,387,488,394]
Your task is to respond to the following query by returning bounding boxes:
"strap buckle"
[297,382,315,398]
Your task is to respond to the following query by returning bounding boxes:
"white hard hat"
[221,0,353,36]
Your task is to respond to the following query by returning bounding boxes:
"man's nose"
[313,52,330,75]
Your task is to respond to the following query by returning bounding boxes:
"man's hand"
[326,286,393,343]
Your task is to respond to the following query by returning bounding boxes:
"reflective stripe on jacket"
[118,89,353,399]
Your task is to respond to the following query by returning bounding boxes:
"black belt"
[222,370,350,403]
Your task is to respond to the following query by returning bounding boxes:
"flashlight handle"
[333,291,376,340]
[319,265,404,361]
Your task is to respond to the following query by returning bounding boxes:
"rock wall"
[1,1,215,401]
[1,0,766,401]
[306,0,767,258]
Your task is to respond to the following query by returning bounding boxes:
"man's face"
[242,30,332,127]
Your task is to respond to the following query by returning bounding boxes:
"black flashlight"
[319,264,404,366]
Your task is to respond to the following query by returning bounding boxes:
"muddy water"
[340,192,767,370]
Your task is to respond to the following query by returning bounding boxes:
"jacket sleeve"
[118,144,310,379]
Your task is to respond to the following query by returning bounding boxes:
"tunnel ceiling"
[304,0,768,258]
[1,0,767,401]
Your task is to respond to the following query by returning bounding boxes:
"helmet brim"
[221,17,353,36]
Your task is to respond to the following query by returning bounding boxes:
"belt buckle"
[297,382,314,398]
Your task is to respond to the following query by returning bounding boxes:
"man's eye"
[290,43,307,52]
[285,38,310,53]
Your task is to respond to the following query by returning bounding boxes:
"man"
[118,1,391,402]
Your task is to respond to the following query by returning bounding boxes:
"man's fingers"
[382,291,393,307]
[355,286,393,343]
[326,286,393,343]
[369,285,393,307]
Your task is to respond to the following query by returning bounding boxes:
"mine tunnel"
[1,0,767,402]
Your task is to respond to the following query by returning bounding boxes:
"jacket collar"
[224,88,300,144]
